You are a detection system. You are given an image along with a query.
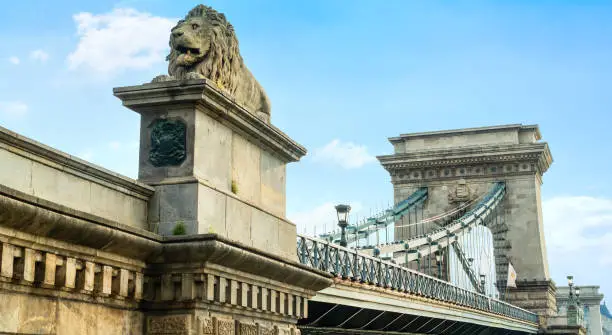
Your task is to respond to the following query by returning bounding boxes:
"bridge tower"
[378,124,556,326]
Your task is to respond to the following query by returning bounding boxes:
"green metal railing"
[297,233,538,324]
[296,182,538,325]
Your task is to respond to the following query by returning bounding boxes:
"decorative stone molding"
[0,184,160,260]
[143,271,308,319]
[148,315,191,335]
[447,178,478,204]
[0,241,144,302]
[0,186,331,292]
[378,143,553,184]
[158,235,332,292]
[149,316,300,335]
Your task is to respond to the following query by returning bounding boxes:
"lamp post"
[480,274,486,294]
[567,275,575,302]
[566,275,583,326]
[435,251,442,279]
[335,204,351,247]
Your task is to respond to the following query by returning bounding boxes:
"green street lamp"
[566,275,583,326]
[480,274,486,294]
[335,204,351,247]
[435,251,442,279]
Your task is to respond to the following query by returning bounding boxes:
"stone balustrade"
[143,272,308,319]
[0,241,144,301]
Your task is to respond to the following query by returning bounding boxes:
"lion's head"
[167,5,242,91]
[162,5,271,121]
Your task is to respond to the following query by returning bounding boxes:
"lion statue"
[153,5,271,123]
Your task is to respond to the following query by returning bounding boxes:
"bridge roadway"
[301,280,538,334]
[297,233,539,334]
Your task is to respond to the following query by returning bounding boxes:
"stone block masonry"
[0,74,330,334]
[378,124,557,330]
[114,79,305,262]
[378,124,553,283]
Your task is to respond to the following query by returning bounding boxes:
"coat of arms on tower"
[448,179,478,204]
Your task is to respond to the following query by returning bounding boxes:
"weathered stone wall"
[0,292,143,334]
[0,221,146,334]
[0,186,329,335]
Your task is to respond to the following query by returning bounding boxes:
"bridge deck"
[301,281,539,334]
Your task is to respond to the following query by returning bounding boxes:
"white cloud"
[312,139,377,169]
[8,56,20,65]
[0,101,28,118]
[289,201,364,236]
[67,8,175,74]
[78,149,94,161]
[108,141,122,150]
[30,49,49,63]
[544,196,612,266]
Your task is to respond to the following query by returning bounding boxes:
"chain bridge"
[0,18,575,333]
[295,182,539,334]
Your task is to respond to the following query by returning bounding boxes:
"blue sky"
[1,1,611,303]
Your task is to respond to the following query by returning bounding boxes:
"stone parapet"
[0,125,154,231]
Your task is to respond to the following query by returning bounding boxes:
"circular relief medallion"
[149,118,187,167]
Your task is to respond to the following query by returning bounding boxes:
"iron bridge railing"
[297,233,539,325]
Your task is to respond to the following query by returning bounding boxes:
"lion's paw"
[151,75,175,83]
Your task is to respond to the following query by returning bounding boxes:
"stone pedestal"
[114,79,306,261]
[506,280,558,329]
[112,79,333,335]
[547,314,587,335]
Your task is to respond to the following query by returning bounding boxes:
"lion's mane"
[166,5,270,120]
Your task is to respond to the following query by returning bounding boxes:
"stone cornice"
[378,143,553,176]
[0,126,154,199]
[388,124,541,143]
[0,184,161,260]
[156,235,333,292]
[0,185,332,292]
[113,79,307,163]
